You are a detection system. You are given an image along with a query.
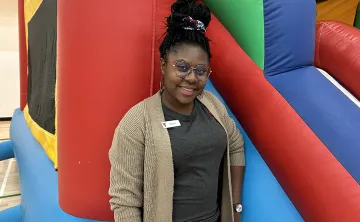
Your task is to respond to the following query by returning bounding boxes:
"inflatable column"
[57,0,175,220]
[57,0,154,220]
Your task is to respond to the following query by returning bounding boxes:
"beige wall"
[0,0,20,118]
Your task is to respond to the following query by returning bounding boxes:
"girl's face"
[160,43,210,106]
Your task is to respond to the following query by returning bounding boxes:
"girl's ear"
[160,58,166,74]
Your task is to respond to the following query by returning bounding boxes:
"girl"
[109,1,245,221]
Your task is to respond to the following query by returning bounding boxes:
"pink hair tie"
[183,16,206,33]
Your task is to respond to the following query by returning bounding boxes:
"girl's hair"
[159,0,212,60]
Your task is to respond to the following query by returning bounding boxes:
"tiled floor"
[0,121,21,211]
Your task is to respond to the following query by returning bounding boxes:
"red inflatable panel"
[18,0,27,110]
[315,21,360,100]
[208,17,360,222]
[57,0,155,220]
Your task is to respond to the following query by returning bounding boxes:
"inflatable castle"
[0,0,359,221]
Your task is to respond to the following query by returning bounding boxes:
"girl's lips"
[179,86,196,96]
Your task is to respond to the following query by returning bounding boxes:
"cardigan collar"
[146,90,224,128]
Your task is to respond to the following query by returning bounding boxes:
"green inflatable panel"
[203,0,265,69]
[354,1,360,29]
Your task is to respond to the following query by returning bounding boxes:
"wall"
[0,0,20,118]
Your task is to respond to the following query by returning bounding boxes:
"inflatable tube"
[205,81,303,222]
[0,205,21,222]
[267,67,360,183]
[9,109,100,222]
[0,141,14,160]
[207,12,360,222]
[314,21,360,100]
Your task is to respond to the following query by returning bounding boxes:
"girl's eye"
[176,62,190,72]
[195,69,205,75]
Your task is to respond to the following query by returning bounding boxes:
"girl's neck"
[161,90,194,115]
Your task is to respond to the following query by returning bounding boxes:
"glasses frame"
[170,60,212,82]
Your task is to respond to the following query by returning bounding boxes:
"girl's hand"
[234,213,241,222]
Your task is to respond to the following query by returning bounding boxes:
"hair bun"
[171,0,196,13]
[166,0,211,33]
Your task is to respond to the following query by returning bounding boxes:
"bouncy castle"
[0,0,360,221]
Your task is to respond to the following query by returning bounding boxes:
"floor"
[0,121,21,211]
[316,0,359,25]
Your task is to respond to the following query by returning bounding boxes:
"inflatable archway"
[0,0,359,221]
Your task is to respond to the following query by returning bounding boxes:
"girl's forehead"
[168,43,209,64]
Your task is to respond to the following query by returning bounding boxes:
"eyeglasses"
[170,60,212,82]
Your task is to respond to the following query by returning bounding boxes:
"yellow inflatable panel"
[25,0,43,53]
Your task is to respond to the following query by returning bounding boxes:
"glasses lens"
[174,61,210,81]
[194,65,210,81]
[175,61,191,77]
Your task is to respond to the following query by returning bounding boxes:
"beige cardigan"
[109,90,245,222]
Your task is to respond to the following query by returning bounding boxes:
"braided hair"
[159,0,212,60]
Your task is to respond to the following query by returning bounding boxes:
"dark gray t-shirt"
[162,99,227,222]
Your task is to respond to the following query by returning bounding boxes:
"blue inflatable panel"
[0,140,15,160]
[0,205,21,222]
[8,109,101,222]
[205,80,304,222]
[263,0,316,75]
[267,67,360,183]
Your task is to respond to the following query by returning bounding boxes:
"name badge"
[161,120,181,129]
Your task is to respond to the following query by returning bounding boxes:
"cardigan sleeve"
[224,110,245,167]
[108,103,145,222]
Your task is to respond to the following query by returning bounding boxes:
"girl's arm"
[109,104,145,222]
[224,111,245,222]
[231,166,245,222]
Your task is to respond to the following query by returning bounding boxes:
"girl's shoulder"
[115,92,160,133]
[200,90,227,114]
[115,100,147,135]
